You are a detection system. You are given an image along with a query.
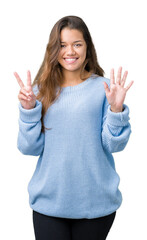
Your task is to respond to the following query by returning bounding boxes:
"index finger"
[14,72,24,88]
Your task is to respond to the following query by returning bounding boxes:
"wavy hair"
[32,15,105,133]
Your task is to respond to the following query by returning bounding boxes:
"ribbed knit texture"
[17,74,132,219]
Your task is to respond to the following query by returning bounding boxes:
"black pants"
[33,210,116,240]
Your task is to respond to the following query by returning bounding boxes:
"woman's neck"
[61,70,91,87]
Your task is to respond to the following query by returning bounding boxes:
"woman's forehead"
[60,28,84,42]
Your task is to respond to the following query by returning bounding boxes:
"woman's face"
[58,28,87,74]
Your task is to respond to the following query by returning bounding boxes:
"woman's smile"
[64,57,79,64]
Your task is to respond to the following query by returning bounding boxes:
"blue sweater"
[17,74,132,219]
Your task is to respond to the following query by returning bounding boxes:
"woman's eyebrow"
[60,40,83,43]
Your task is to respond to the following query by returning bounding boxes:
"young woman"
[15,15,134,240]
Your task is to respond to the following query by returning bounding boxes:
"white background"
[0,0,146,239]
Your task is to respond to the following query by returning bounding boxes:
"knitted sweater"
[17,74,132,219]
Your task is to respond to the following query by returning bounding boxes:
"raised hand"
[103,67,134,112]
[14,70,36,109]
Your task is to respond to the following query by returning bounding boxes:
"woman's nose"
[66,45,76,54]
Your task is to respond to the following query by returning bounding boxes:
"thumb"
[103,82,110,94]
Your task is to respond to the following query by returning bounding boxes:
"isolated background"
[0,0,146,239]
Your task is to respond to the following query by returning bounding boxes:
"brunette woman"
[15,15,133,240]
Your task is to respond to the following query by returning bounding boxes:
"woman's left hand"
[103,66,134,112]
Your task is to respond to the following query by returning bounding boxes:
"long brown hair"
[32,15,105,133]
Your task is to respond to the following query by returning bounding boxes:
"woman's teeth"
[64,58,78,63]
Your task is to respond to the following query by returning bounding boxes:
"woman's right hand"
[14,70,36,109]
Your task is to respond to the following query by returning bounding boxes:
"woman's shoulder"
[91,74,110,87]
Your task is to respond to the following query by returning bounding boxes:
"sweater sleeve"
[101,95,132,153]
[17,100,45,156]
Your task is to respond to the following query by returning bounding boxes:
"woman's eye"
[75,44,82,47]
[60,44,82,48]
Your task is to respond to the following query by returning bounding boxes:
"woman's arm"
[14,71,45,156]
[101,67,133,153]
[17,100,45,156]
[101,96,132,153]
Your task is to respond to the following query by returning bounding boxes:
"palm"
[106,83,126,108]
[103,67,134,112]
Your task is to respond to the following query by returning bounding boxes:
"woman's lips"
[64,58,78,64]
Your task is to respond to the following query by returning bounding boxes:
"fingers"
[20,88,32,97]
[111,67,128,86]
[116,66,122,84]
[27,70,32,88]
[110,68,115,85]
[121,71,128,87]
[18,88,32,101]
[125,80,134,92]
[14,70,32,89]
[18,93,31,101]
[14,72,24,88]
[110,66,134,92]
